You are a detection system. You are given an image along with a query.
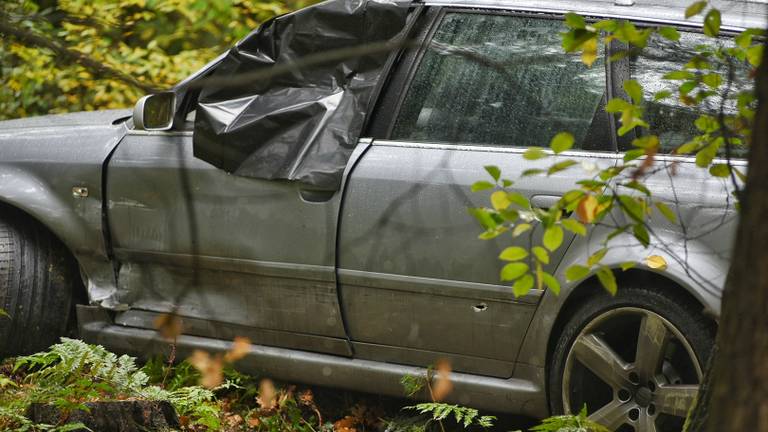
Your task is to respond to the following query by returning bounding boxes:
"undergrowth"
[0,339,605,431]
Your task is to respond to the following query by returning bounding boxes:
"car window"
[391,12,608,149]
[628,31,752,156]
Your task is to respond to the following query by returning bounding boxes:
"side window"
[628,31,751,155]
[391,12,608,149]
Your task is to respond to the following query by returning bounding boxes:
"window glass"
[629,32,752,155]
[391,13,607,149]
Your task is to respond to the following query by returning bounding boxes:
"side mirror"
[133,92,176,130]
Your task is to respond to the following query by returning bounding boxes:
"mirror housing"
[133,92,176,130]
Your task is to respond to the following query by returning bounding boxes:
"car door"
[105,128,351,356]
[337,8,617,377]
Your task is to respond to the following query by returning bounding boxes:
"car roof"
[418,0,767,30]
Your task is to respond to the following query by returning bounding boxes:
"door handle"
[299,188,336,203]
[530,194,573,217]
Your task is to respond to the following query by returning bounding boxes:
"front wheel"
[0,213,79,356]
[549,286,715,432]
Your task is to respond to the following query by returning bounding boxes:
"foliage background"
[0,0,312,120]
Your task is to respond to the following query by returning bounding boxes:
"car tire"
[0,213,78,356]
[548,284,715,432]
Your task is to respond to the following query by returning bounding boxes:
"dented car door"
[105,129,351,356]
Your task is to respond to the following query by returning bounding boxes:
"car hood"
[0,109,131,131]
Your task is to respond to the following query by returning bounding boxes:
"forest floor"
[0,338,537,432]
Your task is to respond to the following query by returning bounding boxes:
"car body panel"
[0,109,130,305]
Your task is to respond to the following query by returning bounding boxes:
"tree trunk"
[686,40,768,431]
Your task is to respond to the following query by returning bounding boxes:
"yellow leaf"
[581,36,598,67]
[576,195,598,223]
[491,190,511,210]
[646,255,667,270]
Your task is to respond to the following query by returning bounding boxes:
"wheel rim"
[562,307,703,432]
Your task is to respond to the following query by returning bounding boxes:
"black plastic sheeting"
[192,0,410,190]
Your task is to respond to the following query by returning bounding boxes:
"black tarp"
[192,0,410,190]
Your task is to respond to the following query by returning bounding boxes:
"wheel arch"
[543,269,716,382]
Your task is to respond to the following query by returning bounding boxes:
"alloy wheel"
[562,307,703,432]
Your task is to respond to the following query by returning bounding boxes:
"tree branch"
[0,16,160,94]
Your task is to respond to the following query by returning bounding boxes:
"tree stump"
[26,400,180,431]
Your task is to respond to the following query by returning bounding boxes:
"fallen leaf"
[257,379,277,410]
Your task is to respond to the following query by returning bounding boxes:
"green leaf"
[501,262,529,281]
[522,168,545,177]
[620,261,637,271]
[632,135,659,150]
[471,181,495,192]
[675,141,699,154]
[618,195,645,222]
[547,160,578,176]
[654,90,672,101]
[550,132,575,154]
[507,192,531,208]
[543,226,564,252]
[596,266,618,295]
[693,114,720,133]
[605,98,632,112]
[532,246,550,264]
[541,272,561,295]
[562,28,597,52]
[565,264,590,282]
[663,70,695,80]
[565,12,586,29]
[499,246,529,261]
[685,1,707,18]
[491,190,511,210]
[695,141,720,167]
[655,201,678,223]
[679,80,697,95]
[523,147,549,160]
[624,148,645,162]
[702,73,722,89]
[562,219,587,236]
[588,248,608,266]
[747,44,764,67]
[512,274,534,297]
[735,32,751,49]
[468,207,497,230]
[499,208,520,222]
[703,9,721,37]
[501,179,514,187]
[623,79,643,104]
[512,223,532,237]
[623,180,651,196]
[709,163,731,177]
[633,223,650,247]
[484,165,501,181]
[658,26,680,41]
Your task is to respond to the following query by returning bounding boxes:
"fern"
[15,338,148,396]
[530,405,610,432]
[406,402,496,429]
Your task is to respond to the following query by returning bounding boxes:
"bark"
[686,39,768,431]
[26,400,180,432]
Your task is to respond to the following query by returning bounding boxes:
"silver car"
[0,0,760,431]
